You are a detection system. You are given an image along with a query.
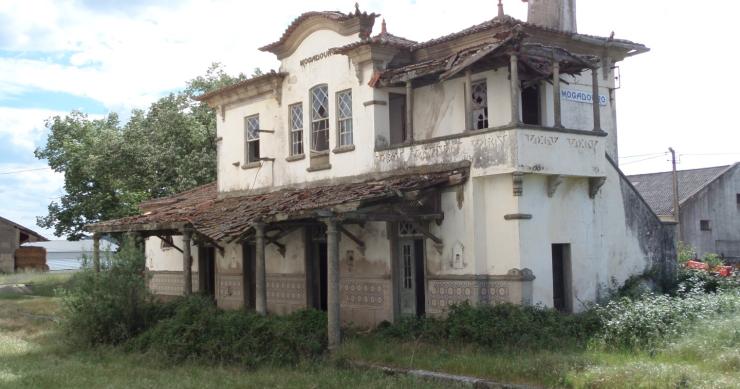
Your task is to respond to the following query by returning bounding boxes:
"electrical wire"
[0,167,51,175]
[620,153,667,166]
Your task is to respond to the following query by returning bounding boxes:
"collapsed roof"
[88,164,469,242]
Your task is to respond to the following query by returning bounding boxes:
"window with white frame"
[289,103,304,156]
[245,114,260,163]
[310,85,329,152]
[336,89,353,146]
[471,80,488,130]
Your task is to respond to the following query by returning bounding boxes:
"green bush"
[59,239,167,345]
[593,288,739,350]
[129,295,327,366]
[373,302,600,350]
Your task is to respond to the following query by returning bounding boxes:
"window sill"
[285,154,305,162]
[332,145,355,154]
[310,150,330,157]
[241,161,262,170]
[306,164,332,172]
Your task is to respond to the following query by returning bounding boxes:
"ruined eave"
[375,38,597,88]
[411,15,648,64]
[194,72,287,108]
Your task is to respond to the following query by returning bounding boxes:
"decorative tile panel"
[148,271,199,296]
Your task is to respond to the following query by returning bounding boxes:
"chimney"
[525,0,577,33]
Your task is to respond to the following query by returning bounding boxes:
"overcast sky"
[1,0,738,238]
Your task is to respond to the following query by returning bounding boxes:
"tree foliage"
[36,63,246,239]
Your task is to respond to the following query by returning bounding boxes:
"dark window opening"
[521,82,541,125]
[388,93,407,145]
[700,220,711,231]
[551,243,572,313]
[307,226,328,312]
[198,246,216,298]
[736,193,740,207]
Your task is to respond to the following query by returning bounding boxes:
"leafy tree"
[36,63,246,239]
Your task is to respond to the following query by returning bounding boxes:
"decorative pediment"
[259,7,379,59]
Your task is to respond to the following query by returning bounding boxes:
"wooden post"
[553,61,562,128]
[591,66,601,132]
[325,219,341,351]
[464,69,473,130]
[182,228,193,295]
[510,54,520,125]
[405,81,414,142]
[92,233,100,272]
[254,223,267,315]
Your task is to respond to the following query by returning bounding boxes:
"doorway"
[197,246,216,297]
[551,243,572,313]
[397,238,425,317]
[306,226,328,311]
[242,242,256,310]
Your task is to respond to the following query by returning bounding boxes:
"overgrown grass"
[340,309,740,388]
[0,289,455,388]
[0,272,73,298]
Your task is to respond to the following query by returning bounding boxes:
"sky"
[1,0,739,239]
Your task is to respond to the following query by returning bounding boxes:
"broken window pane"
[471,80,488,130]
[245,115,260,162]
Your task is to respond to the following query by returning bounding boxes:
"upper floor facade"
[196,7,647,196]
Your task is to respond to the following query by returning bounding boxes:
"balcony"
[373,124,606,179]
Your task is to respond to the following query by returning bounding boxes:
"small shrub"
[677,241,696,264]
[59,239,166,345]
[702,253,724,268]
[373,302,599,350]
[129,295,327,366]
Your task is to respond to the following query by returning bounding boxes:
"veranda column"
[92,232,100,272]
[324,219,341,351]
[254,223,267,315]
[591,66,601,132]
[405,81,414,142]
[552,61,562,128]
[510,54,520,125]
[182,227,193,295]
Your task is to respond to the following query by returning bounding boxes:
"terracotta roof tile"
[90,166,468,241]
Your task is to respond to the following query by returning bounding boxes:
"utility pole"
[668,147,680,239]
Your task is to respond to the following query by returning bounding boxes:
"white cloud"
[0,107,69,152]
[0,162,65,238]
[0,0,738,174]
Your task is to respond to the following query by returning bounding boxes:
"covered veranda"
[87,163,468,350]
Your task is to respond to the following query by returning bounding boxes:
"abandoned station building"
[90,1,676,347]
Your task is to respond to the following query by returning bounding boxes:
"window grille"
[402,244,412,289]
[245,115,260,163]
[310,85,329,152]
[471,80,488,130]
[336,90,353,146]
[399,221,421,237]
[289,103,304,156]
